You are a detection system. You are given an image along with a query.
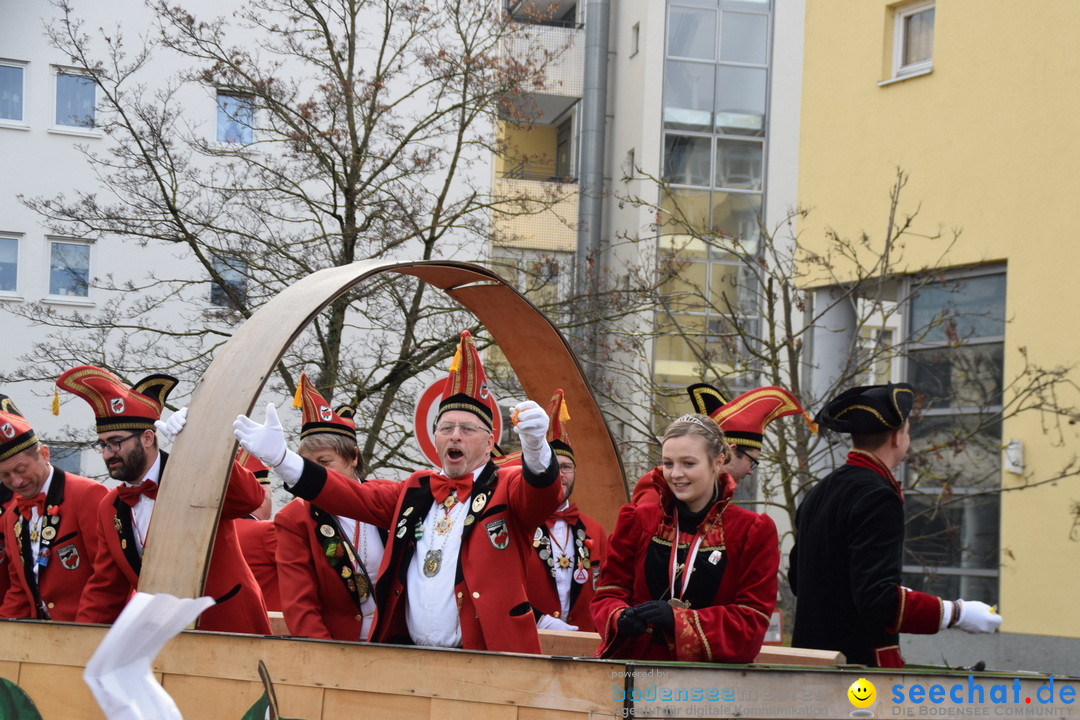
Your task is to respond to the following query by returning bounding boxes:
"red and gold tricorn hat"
[687,383,805,450]
[0,394,38,462]
[56,366,177,433]
[437,331,496,430]
[293,372,357,441]
[235,448,270,484]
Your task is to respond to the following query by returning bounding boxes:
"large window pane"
[664,134,711,187]
[49,242,90,297]
[904,493,1000,572]
[660,187,712,236]
[710,191,761,252]
[714,65,766,135]
[911,273,1006,343]
[55,72,95,128]
[0,65,25,122]
[909,415,1002,490]
[668,6,717,60]
[0,237,16,292]
[719,11,768,65]
[660,259,708,313]
[217,93,254,145]
[664,61,715,131]
[715,138,762,190]
[210,256,248,308]
[910,344,1004,409]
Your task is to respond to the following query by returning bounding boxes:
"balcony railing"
[499,159,576,184]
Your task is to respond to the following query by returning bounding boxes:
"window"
[893,1,935,78]
[0,62,27,124]
[48,239,91,297]
[54,69,96,128]
[902,270,1005,601]
[555,118,573,180]
[0,235,18,293]
[210,256,248,309]
[48,445,82,475]
[216,92,254,145]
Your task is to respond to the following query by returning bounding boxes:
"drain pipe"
[573,0,610,366]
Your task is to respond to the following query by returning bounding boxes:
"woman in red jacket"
[592,413,779,663]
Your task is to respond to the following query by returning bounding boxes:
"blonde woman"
[592,414,779,662]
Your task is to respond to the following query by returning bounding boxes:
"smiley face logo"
[848,677,876,709]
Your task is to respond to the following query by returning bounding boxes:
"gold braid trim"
[596,584,631,593]
[736,603,772,623]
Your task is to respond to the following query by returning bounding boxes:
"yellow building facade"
[798,1,1080,641]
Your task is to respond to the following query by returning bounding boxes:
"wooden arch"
[139,260,628,599]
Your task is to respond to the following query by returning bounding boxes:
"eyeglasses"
[737,449,760,470]
[434,422,489,437]
[91,431,144,454]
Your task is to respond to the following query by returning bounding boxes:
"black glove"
[617,606,648,637]
[634,600,675,634]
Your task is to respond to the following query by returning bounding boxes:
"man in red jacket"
[0,394,106,621]
[523,389,606,632]
[58,365,270,634]
[235,331,563,653]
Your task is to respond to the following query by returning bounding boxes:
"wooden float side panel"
[17,663,104,720]
[161,674,268,719]
[431,698,518,720]
[323,689,431,719]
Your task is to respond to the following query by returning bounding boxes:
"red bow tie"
[15,492,46,521]
[546,504,580,529]
[429,473,473,506]
[117,479,159,507]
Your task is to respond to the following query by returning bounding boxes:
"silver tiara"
[675,414,712,430]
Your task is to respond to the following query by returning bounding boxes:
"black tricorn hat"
[815,383,915,434]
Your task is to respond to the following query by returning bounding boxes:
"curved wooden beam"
[140,260,627,599]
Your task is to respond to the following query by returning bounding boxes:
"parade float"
[0,261,1073,720]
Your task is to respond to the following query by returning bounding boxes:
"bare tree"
[10,0,570,474]
[598,166,1080,606]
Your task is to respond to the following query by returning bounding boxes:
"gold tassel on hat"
[803,411,819,435]
[51,389,60,416]
[292,381,303,408]
[449,345,462,373]
[559,400,571,423]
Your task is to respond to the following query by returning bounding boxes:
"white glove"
[232,403,304,484]
[513,400,552,473]
[154,406,187,445]
[537,613,578,632]
[955,600,1002,634]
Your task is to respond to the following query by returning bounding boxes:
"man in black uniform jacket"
[790,383,1001,667]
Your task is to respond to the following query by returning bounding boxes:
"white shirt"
[547,500,576,618]
[127,452,163,556]
[404,464,483,647]
[336,513,386,640]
